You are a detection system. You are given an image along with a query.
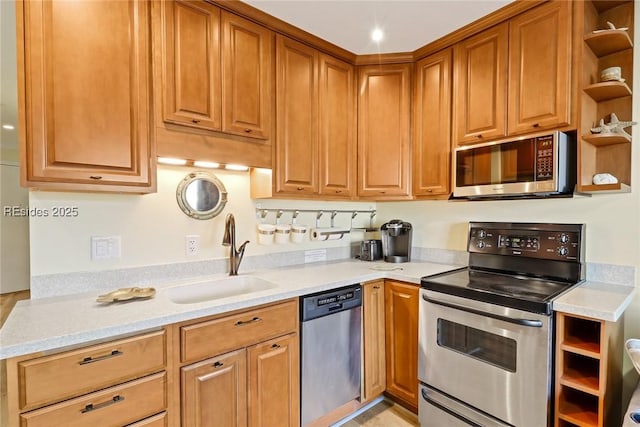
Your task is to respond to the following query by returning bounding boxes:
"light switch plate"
[304,249,327,263]
[91,236,121,260]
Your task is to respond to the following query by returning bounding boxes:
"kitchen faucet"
[222,213,250,276]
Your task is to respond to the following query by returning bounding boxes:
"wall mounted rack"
[255,207,378,231]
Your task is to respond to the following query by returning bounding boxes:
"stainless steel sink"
[167,276,277,304]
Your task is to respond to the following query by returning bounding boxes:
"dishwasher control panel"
[300,284,362,322]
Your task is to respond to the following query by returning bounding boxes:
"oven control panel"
[468,223,584,261]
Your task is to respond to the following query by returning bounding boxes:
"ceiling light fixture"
[225,164,249,171]
[158,157,187,166]
[2,124,15,130]
[371,28,384,43]
[193,160,220,169]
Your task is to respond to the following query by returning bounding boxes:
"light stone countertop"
[552,281,636,322]
[1,259,635,360]
[0,260,461,360]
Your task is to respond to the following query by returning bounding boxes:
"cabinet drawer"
[181,300,297,363]
[126,411,167,427]
[20,372,166,427]
[18,330,166,410]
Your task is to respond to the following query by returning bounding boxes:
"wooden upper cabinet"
[162,0,221,131]
[357,64,412,199]
[508,0,572,135]
[413,49,453,197]
[275,35,319,195]
[221,11,272,139]
[453,23,508,145]
[318,54,356,198]
[18,0,155,192]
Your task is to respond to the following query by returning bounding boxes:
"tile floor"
[339,400,419,427]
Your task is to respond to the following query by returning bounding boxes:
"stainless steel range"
[419,222,585,427]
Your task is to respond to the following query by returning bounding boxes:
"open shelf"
[563,316,602,355]
[582,133,631,146]
[578,183,631,194]
[584,30,633,56]
[561,352,601,395]
[558,387,599,426]
[591,0,628,12]
[583,81,632,101]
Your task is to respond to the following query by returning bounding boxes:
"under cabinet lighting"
[2,124,15,130]
[193,161,220,168]
[371,28,384,43]
[158,157,187,166]
[225,164,249,171]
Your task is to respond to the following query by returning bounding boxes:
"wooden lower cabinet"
[384,280,419,413]
[181,349,248,427]
[248,334,299,427]
[362,280,386,402]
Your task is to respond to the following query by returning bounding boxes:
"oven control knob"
[477,241,486,249]
[558,246,569,256]
[477,229,487,239]
[559,233,570,243]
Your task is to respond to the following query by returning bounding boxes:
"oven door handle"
[421,388,482,427]
[422,295,543,328]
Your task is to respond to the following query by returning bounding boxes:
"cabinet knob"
[532,123,540,128]
[427,189,433,193]
[213,361,224,368]
[192,119,200,124]
[297,187,304,191]
[271,343,281,349]
[335,190,342,194]
[380,191,386,194]
[476,134,483,139]
[89,176,103,180]
[244,128,252,133]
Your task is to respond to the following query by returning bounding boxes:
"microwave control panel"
[535,135,555,181]
[468,223,584,262]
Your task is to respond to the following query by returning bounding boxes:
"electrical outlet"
[185,235,200,256]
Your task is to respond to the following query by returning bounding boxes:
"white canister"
[290,224,307,243]
[275,224,291,244]
[257,223,275,245]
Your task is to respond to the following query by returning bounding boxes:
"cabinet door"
[247,334,299,427]
[318,54,356,198]
[275,35,319,195]
[453,23,508,144]
[18,0,155,192]
[508,1,571,135]
[181,349,247,427]
[413,49,452,197]
[363,280,386,402]
[162,0,221,130]
[357,64,412,199]
[385,280,419,412]
[221,11,272,140]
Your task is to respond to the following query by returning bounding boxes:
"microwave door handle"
[422,295,543,328]
[421,388,482,427]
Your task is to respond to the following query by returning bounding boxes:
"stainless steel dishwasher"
[300,284,362,426]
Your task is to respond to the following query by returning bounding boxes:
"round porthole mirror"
[176,172,228,220]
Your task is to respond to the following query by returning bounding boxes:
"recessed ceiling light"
[371,28,384,43]
[2,124,15,130]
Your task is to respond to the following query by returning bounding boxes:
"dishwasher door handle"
[328,303,343,311]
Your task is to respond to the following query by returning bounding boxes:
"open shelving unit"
[578,0,634,194]
[555,313,623,427]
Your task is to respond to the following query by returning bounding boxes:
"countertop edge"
[552,281,636,322]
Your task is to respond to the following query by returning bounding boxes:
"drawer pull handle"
[79,350,123,365]
[89,176,103,180]
[81,395,124,413]
[213,361,224,368]
[532,123,540,128]
[271,343,281,349]
[192,119,200,124]
[373,286,380,289]
[296,187,304,191]
[235,316,262,326]
[244,128,252,133]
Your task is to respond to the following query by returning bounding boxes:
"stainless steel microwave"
[453,131,575,198]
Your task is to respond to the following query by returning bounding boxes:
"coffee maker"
[380,219,412,263]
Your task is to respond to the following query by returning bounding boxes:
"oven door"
[418,289,552,427]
